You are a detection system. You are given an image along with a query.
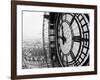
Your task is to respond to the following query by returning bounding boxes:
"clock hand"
[59,36,66,43]
[61,26,66,45]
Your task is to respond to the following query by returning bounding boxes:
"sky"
[23,11,44,41]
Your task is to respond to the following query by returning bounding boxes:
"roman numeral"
[72,36,81,42]
[70,50,77,66]
[70,51,76,61]
[69,14,76,26]
[72,36,89,42]
[65,55,69,66]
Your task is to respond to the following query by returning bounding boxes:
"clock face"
[56,13,89,67]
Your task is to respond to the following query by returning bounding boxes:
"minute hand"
[61,26,66,45]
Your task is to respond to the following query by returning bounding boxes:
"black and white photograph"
[11,1,97,79]
[22,11,90,69]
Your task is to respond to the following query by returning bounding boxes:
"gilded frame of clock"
[11,0,97,80]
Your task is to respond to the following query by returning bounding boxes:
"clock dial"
[56,13,89,67]
[58,21,72,55]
